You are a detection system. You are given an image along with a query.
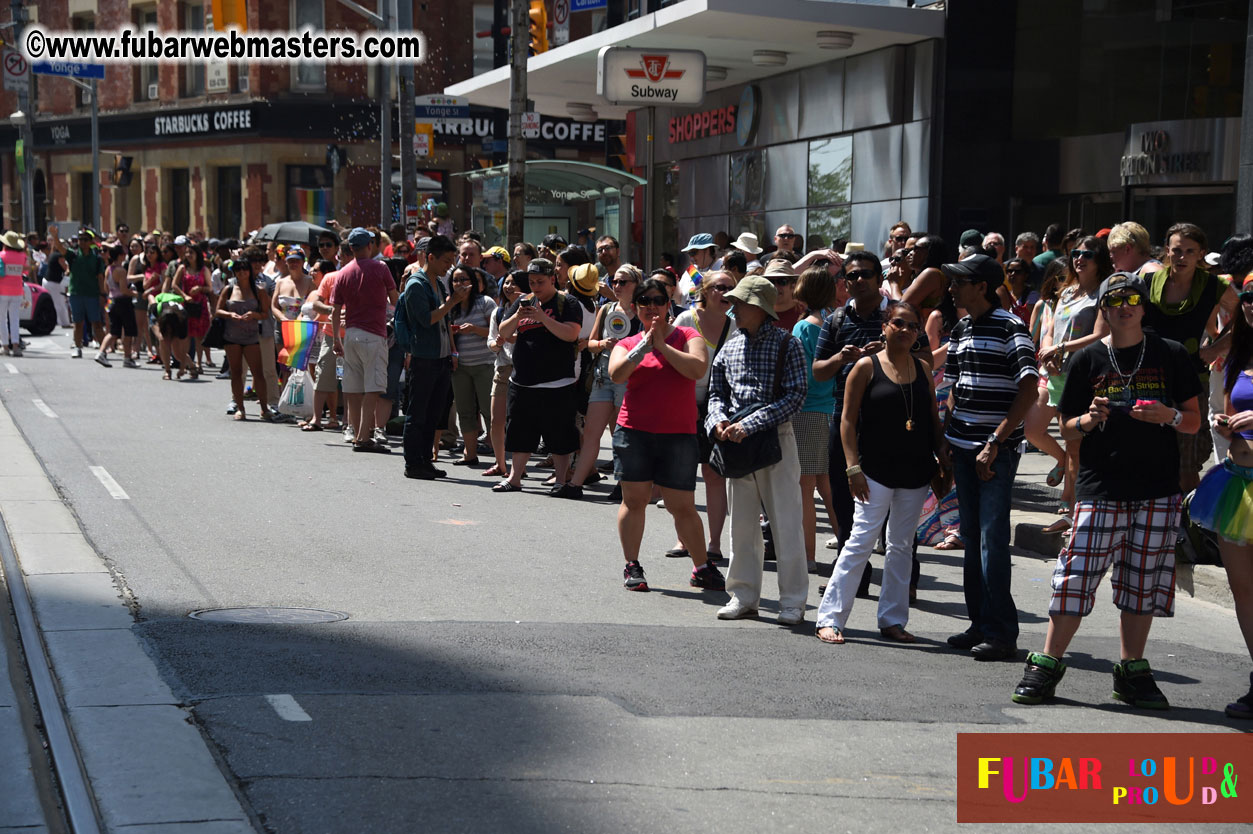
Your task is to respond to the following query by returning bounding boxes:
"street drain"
[188,607,349,624]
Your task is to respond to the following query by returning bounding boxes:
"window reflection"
[808,136,852,207]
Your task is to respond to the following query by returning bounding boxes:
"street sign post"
[414,94,469,121]
[31,60,105,80]
[3,49,29,94]
[552,0,570,47]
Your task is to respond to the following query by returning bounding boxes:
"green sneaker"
[1112,658,1169,710]
[1012,652,1066,704]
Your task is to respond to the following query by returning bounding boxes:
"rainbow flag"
[294,187,332,226]
[281,320,320,370]
[679,263,702,302]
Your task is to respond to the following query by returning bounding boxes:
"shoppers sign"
[669,105,736,144]
[597,47,705,106]
[1119,118,1239,186]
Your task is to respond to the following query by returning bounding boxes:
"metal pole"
[11,0,34,233]
[506,0,527,245]
[644,106,654,268]
[397,0,416,234]
[379,1,392,224]
[1236,0,1253,234]
[90,78,100,233]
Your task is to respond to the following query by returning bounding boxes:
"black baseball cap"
[940,253,1003,286]
[1098,272,1148,302]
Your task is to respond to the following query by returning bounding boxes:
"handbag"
[202,315,226,349]
[709,336,790,479]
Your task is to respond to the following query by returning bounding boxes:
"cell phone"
[520,297,535,308]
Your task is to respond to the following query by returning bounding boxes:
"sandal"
[492,480,521,493]
[934,534,964,551]
[1056,502,1072,515]
[162,371,172,380]
[815,626,844,645]
[300,423,323,432]
[664,547,690,559]
[1045,461,1065,487]
[880,625,917,644]
[233,411,246,421]
[482,464,505,477]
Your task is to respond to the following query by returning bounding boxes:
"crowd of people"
[3,214,1253,720]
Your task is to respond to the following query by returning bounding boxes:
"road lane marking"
[265,694,312,722]
[88,466,129,500]
[32,399,57,418]
[4,363,16,374]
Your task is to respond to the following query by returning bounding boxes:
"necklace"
[889,355,916,431]
[1103,337,1146,430]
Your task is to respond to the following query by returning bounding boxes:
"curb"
[0,399,256,832]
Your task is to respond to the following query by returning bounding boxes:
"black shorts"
[504,382,579,456]
[612,426,699,491]
[159,311,188,340]
[108,298,137,337]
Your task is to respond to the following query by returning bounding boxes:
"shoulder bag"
[709,335,790,479]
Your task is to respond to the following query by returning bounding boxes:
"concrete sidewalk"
[1011,445,1234,610]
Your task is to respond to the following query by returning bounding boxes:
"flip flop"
[815,627,844,645]
[664,547,689,559]
[1056,502,1072,515]
[1045,461,1065,487]
[934,535,964,551]
[492,480,520,493]
[300,423,323,432]
[482,464,505,477]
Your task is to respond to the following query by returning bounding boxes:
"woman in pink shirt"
[607,276,725,595]
[0,233,27,356]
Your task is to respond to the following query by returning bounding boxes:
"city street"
[1,330,1251,834]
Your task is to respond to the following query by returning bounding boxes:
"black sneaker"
[623,560,649,592]
[1112,658,1169,710]
[690,559,726,591]
[947,629,984,650]
[606,483,622,503]
[1012,652,1066,705]
[1225,671,1253,719]
[550,483,583,499]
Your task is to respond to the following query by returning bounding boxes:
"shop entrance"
[1128,186,1235,247]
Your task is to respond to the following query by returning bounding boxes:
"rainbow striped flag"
[281,320,320,370]
[679,263,702,302]
[294,187,332,226]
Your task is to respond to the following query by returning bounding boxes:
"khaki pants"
[258,335,281,407]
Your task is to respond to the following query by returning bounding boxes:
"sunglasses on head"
[888,317,920,332]
[1101,293,1142,308]
[638,295,669,308]
[1071,249,1097,260]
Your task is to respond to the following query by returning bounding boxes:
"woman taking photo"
[607,277,724,593]
[214,258,273,421]
[1194,270,1253,719]
[791,266,840,572]
[816,301,945,644]
[1023,236,1112,530]
[562,264,642,497]
[484,269,526,477]
[449,265,498,466]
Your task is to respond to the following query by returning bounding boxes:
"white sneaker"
[71,346,82,358]
[777,607,805,626]
[343,425,356,443]
[825,536,841,550]
[372,427,388,445]
[94,353,112,367]
[716,599,759,620]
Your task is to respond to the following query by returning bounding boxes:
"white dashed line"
[265,694,312,722]
[88,466,130,500]
[32,399,57,418]
[4,363,16,374]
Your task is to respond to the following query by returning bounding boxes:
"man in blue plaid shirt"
[706,276,809,625]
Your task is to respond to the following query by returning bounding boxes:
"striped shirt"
[814,297,930,416]
[705,323,807,437]
[943,308,1038,449]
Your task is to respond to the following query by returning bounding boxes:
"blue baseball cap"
[682,233,715,252]
[347,227,374,248]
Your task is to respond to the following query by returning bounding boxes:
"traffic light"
[528,0,548,56]
[606,134,628,172]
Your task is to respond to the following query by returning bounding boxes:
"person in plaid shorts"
[1013,273,1202,709]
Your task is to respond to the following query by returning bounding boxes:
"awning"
[453,160,646,202]
[445,0,945,120]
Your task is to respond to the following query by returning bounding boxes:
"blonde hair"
[694,270,733,305]
[1108,222,1152,256]
[614,263,643,284]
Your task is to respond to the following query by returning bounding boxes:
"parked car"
[20,280,57,336]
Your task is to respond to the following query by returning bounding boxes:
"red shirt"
[616,326,700,434]
[329,257,396,338]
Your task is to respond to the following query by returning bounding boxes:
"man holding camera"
[492,259,584,494]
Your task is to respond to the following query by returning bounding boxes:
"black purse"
[709,338,789,479]
[202,315,227,349]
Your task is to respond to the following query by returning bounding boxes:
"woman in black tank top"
[815,301,948,645]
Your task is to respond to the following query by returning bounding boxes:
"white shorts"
[341,327,387,394]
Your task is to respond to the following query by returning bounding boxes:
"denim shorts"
[588,375,626,408]
[68,294,103,324]
[612,426,698,491]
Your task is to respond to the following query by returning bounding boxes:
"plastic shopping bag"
[277,370,314,421]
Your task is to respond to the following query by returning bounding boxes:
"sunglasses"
[596,245,617,253]
[844,269,877,282]
[776,233,797,239]
[319,241,336,248]
[1006,267,1027,276]
[1101,293,1142,308]
[637,296,669,308]
[888,317,920,332]
[770,277,796,287]
[707,284,735,293]
[1071,249,1097,260]
[1240,290,1253,305]
[891,234,908,243]
[611,278,636,287]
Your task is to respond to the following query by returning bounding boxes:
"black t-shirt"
[1058,335,1202,501]
[44,252,66,283]
[503,291,584,387]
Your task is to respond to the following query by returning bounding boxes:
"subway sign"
[597,47,705,106]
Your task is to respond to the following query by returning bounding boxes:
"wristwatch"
[1169,408,1183,428]
[986,432,1001,447]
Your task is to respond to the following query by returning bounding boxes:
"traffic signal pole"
[507,0,527,245]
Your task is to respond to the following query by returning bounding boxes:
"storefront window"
[182,3,205,97]
[807,206,850,252]
[292,0,327,90]
[728,151,763,213]
[655,163,680,263]
[169,168,190,236]
[808,136,852,207]
[216,167,242,240]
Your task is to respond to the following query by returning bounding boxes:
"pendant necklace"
[1103,337,1146,431]
[893,356,915,431]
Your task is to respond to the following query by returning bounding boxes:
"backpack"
[392,274,424,352]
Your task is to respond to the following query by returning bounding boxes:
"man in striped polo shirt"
[942,254,1040,661]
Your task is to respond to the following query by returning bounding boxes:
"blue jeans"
[952,444,1021,645]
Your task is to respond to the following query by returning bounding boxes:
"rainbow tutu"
[1190,459,1253,545]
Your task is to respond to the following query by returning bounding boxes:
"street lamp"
[9,108,34,234]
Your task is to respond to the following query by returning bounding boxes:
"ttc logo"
[625,54,685,83]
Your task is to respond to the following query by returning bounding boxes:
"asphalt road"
[2,331,1250,833]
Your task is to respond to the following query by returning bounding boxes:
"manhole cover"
[188,607,348,624]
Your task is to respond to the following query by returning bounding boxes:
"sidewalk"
[1011,445,1234,610]
[0,570,50,834]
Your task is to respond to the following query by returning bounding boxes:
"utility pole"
[396,0,416,235]
[90,78,99,233]
[378,0,392,225]
[506,0,527,244]
[10,0,34,233]
[1236,0,1253,234]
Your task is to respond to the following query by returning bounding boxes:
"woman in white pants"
[816,300,948,644]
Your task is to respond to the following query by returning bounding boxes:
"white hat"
[731,232,763,255]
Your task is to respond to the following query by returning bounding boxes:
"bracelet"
[1075,416,1091,437]
[845,464,862,477]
